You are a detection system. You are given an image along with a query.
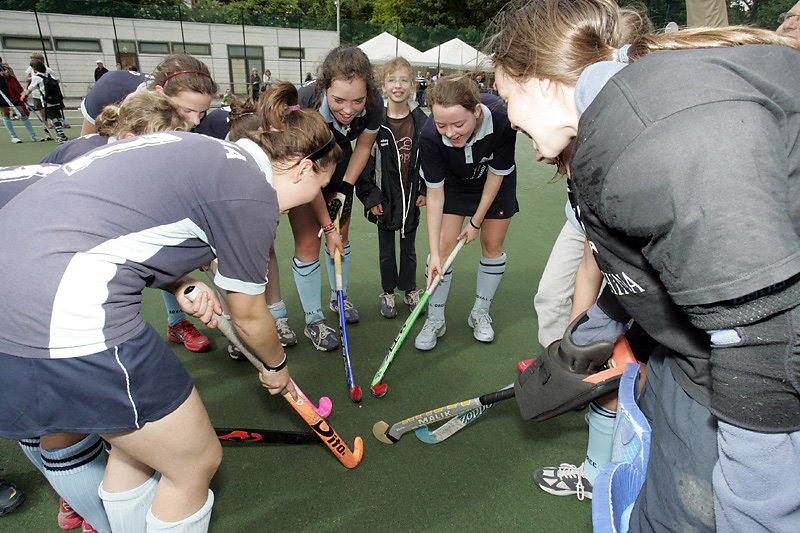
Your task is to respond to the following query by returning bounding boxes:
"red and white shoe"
[58,498,83,530]
[517,358,536,372]
[82,521,98,533]
[167,320,210,352]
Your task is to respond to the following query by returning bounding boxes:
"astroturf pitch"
[0,109,593,531]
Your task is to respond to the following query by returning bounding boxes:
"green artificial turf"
[0,120,594,531]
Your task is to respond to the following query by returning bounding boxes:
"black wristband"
[264,353,287,372]
[469,219,481,230]
[337,180,354,196]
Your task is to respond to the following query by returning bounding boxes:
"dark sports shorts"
[43,105,62,120]
[442,173,519,219]
[0,323,194,439]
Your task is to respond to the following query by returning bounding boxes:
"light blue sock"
[425,254,452,322]
[268,300,287,320]
[2,116,17,137]
[472,252,506,313]
[162,290,186,327]
[18,437,44,474]
[325,243,352,299]
[21,116,37,138]
[291,257,323,324]
[583,401,617,485]
[41,435,112,533]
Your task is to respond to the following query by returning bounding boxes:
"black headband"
[304,133,336,163]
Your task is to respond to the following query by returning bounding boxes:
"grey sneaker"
[468,308,495,343]
[303,319,339,352]
[380,292,397,319]
[414,318,446,351]
[534,463,593,501]
[31,135,45,142]
[275,317,297,347]
[330,295,359,323]
[227,341,246,361]
[403,289,425,314]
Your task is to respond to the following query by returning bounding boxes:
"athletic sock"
[2,116,17,137]
[163,290,187,327]
[21,115,37,138]
[99,474,158,533]
[52,119,66,138]
[425,254,452,322]
[291,256,323,324]
[18,437,44,474]
[472,252,506,314]
[268,300,287,320]
[583,401,617,485]
[146,489,213,532]
[325,243,352,297]
[41,435,111,533]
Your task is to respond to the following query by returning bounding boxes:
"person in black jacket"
[357,57,427,318]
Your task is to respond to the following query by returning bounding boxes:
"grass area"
[0,114,595,531]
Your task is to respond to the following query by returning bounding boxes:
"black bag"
[41,74,63,106]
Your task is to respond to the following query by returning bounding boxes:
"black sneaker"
[0,478,25,517]
[380,292,397,319]
[330,295,359,323]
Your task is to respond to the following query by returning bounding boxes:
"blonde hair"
[252,81,342,171]
[95,91,192,137]
[491,0,799,86]
[381,57,414,87]
[426,75,480,111]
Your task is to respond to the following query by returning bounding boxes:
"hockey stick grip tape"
[479,387,515,405]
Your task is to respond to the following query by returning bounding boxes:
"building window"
[172,42,211,56]
[227,45,263,58]
[138,41,170,54]
[114,40,136,56]
[54,38,101,52]
[279,47,305,59]
[2,35,53,50]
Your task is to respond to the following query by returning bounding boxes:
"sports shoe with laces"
[414,318,446,351]
[31,135,45,142]
[380,292,397,319]
[303,319,339,351]
[534,463,593,501]
[10,136,22,144]
[58,497,83,529]
[330,295,359,323]
[403,289,425,314]
[227,341,245,361]
[167,320,210,352]
[0,478,25,517]
[275,317,297,347]
[468,308,495,343]
[81,521,98,533]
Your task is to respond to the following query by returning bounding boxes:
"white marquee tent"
[422,38,489,71]
[357,32,431,65]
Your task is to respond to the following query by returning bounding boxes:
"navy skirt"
[0,323,194,439]
[442,172,519,219]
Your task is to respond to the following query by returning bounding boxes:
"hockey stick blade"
[215,427,318,445]
[372,385,515,444]
[370,236,467,397]
[183,285,333,418]
[414,383,512,443]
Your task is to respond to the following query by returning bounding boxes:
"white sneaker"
[534,463,593,501]
[415,318,446,351]
[468,309,494,342]
[10,136,22,144]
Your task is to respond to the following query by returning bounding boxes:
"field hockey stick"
[0,89,22,119]
[19,97,55,139]
[370,235,467,398]
[373,385,514,444]
[183,285,332,417]
[332,192,361,402]
[414,383,513,444]
[215,427,317,445]
[184,285,362,468]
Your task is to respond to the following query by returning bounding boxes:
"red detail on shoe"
[82,521,99,533]
[517,358,536,373]
[58,498,83,530]
[167,320,210,352]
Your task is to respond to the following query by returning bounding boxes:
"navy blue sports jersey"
[298,81,382,145]
[419,93,517,194]
[0,164,60,209]
[194,107,230,140]
[40,134,110,164]
[80,70,149,123]
[0,133,279,359]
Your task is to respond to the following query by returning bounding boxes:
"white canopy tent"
[421,38,489,71]
[357,32,432,66]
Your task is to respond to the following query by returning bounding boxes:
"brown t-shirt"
[387,112,415,193]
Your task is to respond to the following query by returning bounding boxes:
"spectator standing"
[94,60,108,82]
[250,67,260,103]
[415,70,427,106]
[262,69,272,92]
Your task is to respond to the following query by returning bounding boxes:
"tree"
[727,0,796,30]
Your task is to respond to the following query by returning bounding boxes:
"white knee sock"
[146,489,214,532]
[99,474,158,533]
[41,434,111,532]
[472,253,506,313]
[425,254,452,322]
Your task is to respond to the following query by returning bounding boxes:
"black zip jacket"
[356,104,427,237]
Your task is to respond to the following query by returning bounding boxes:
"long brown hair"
[252,81,342,171]
[95,90,192,137]
[426,75,480,111]
[314,46,378,110]
[150,54,218,97]
[491,0,799,86]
